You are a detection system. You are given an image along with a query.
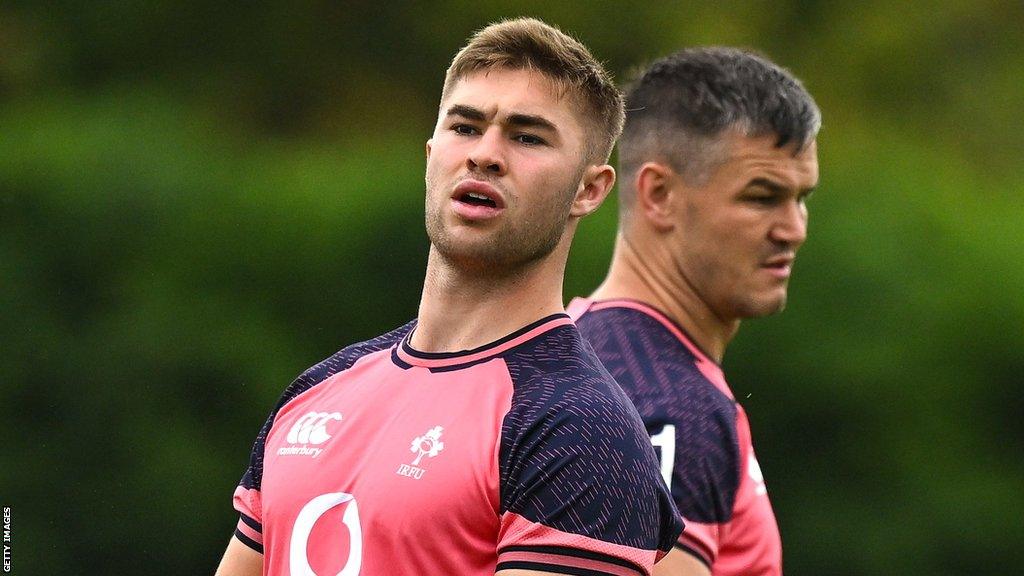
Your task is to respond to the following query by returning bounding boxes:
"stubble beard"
[732,281,789,319]
[423,174,578,276]
[689,255,790,322]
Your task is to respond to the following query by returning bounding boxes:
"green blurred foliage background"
[2,1,1022,574]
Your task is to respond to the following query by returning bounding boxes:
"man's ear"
[570,163,616,217]
[633,161,679,231]
[425,139,432,160]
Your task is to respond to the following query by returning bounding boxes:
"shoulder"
[575,303,698,390]
[498,324,681,550]
[576,306,742,523]
[577,305,737,423]
[277,320,415,408]
[501,323,637,423]
[237,321,414,492]
[298,321,415,384]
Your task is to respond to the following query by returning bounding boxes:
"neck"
[411,243,569,353]
[591,231,738,362]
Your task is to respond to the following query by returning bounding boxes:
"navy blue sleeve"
[498,326,683,557]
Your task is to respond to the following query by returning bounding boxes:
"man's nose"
[466,128,507,175]
[771,201,808,247]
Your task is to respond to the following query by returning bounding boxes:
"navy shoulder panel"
[577,307,740,523]
[499,324,682,553]
[239,321,415,491]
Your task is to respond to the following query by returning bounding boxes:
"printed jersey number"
[650,424,676,488]
[290,492,363,576]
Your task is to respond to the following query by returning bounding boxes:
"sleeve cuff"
[498,545,646,576]
[234,513,264,554]
[674,541,712,570]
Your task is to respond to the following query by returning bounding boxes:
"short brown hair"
[441,17,624,163]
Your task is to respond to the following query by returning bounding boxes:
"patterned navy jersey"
[570,298,782,576]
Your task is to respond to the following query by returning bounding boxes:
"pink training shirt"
[232,313,682,575]
[570,298,783,576]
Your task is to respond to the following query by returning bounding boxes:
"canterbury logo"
[287,411,343,445]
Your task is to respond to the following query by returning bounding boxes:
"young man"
[569,48,821,576]
[215,18,682,576]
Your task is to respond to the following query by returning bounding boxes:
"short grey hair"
[618,47,821,212]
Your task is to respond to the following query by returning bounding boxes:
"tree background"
[2,1,1022,574]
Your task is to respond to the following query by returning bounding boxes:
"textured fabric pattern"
[573,298,783,576]
[231,314,681,575]
[575,308,740,523]
[500,323,683,555]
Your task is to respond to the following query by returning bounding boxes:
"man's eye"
[515,134,545,145]
[452,124,477,135]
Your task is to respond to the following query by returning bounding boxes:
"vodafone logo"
[290,492,362,576]
[278,411,342,458]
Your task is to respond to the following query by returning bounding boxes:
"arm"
[495,549,712,576]
[497,571,573,576]
[214,535,263,576]
[497,550,712,576]
[497,565,589,569]
[653,547,712,576]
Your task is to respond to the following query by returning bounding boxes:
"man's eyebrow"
[506,113,557,132]
[444,105,558,135]
[747,178,786,193]
[747,177,816,194]
[445,104,486,121]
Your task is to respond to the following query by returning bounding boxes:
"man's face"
[670,131,819,321]
[424,67,590,272]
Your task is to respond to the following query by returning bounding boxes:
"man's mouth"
[762,254,795,278]
[450,180,505,220]
[452,180,505,208]
[458,191,498,208]
[763,252,795,267]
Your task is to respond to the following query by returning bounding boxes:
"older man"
[571,47,821,576]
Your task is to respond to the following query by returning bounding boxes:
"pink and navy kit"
[570,299,782,576]
[232,313,682,575]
